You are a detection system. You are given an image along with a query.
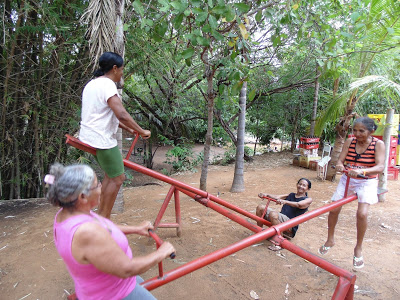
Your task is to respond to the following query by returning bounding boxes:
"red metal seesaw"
[65,131,383,300]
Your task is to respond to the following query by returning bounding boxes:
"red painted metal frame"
[65,134,359,299]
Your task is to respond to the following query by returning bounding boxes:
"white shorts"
[332,174,378,205]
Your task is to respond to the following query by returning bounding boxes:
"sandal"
[318,245,331,255]
[268,245,282,251]
[353,256,364,269]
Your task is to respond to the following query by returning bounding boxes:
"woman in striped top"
[318,117,385,269]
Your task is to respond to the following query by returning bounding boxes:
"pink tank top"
[53,209,136,300]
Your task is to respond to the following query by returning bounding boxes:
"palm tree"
[81,0,126,211]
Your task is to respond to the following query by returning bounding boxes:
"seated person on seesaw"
[256,178,313,250]
[45,163,175,300]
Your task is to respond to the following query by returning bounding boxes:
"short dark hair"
[353,116,378,132]
[93,52,124,77]
[298,178,311,189]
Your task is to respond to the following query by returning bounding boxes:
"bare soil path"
[1,151,400,300]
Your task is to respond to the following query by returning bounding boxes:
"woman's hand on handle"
[335,164,345,172]
[347,169,364,178]
[137,221,154,236]
[158,242,176,259]
[140,130,151,139]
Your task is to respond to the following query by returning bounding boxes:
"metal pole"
[378,108,393,202]
[153,186,175,229]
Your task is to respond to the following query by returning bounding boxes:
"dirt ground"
[1,150,400,300]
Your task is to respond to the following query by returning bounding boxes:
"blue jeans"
[122,276,157,300]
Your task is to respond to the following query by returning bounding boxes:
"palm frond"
[349,75,400,104]
[314,92,350,136]
[81,0,116,69]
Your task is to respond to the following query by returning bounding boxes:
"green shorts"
[95,146,124,178]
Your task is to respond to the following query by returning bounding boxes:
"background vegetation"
[1,0,399,199]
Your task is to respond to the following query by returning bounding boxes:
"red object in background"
[390,147,397,156]
[300,137,320,143]
[299,143,319,149]
[373,135,398,148]
[387,167,399,180]
[389,154,396,167]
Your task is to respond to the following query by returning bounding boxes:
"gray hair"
[353,116,378,132]
[46,163,95,207]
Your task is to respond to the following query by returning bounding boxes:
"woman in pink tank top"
[45,163,175,300]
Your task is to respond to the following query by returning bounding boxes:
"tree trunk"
[113,0,125,213]
[214,109,252,162]
[230,81,247,193]
[309,64,320,136]
[291,108,299,153]
[200,61,215,191]
[325,112,356,181]
[378,108,393,202]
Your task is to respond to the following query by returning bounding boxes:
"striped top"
[345,137,377,177]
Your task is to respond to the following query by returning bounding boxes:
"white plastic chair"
[317,144,332,180]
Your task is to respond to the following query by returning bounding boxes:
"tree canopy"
[1,0,399,199]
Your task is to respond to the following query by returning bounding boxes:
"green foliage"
[244,145,254,157]
[164,140,203,172]
[2,0,400,199]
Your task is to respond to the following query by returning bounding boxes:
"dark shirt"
[280,193,309,237]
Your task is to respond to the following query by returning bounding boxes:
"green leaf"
[123,24,130,31]
[153,23,168,41]
[192,0,202,7]
[233,3,250,14]
[212,5,227,15]
[272,35,281,47]
[215,96,224,110]
[196,36,210,46]
[196,11,208,23]
[173,13,184,29]
[340,31,352,38]
[255,11,262,23]
[144,19,154,26]
[158,0,169,6]
[185,58,192,67]
[230,50,238,60]
[248,89,256,101]
[170,1,186,12]
[132,0,144,16]
[355,23,365,31]
[212,30,224,41]
[202,24,212,33]
[225,7,235,22]
[208,14,218,29]
[305,21,313,28]
[350,12,360,23]
[218,84,225,95]
[181,47,195,59]
[232,81,243,94]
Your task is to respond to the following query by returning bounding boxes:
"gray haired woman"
[46,163,175,300]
